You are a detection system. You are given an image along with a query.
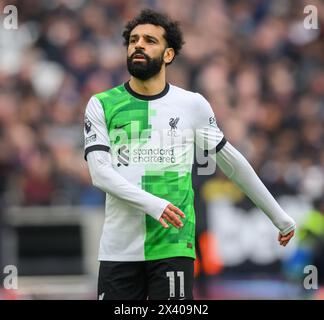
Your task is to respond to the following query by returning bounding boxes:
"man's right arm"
[84,96,184,228]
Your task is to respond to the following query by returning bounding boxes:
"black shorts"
[98,257,194,300]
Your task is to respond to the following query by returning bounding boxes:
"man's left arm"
[194,92,295,246]
[216,141,296,246]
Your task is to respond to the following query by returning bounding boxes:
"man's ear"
[164,48,175,64]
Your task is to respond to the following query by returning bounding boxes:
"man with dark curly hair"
[84,9,296,300]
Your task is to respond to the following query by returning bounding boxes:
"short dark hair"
[122,9,184,64]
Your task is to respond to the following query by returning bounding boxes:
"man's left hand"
[278,230,295,246]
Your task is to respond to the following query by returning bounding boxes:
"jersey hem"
[98,251,196,261]
[98,254,145,261]
[144,251,196,261]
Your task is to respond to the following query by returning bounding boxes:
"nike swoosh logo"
[114,123,130,129]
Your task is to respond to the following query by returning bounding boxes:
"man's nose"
[135,38,145,49]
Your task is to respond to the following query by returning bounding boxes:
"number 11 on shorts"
[166,271,185,298]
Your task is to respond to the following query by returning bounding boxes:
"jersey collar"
[124,81,170,101]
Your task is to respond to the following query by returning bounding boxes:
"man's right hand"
[159,203,185,229]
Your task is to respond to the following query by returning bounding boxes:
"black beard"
[127,51,164,80]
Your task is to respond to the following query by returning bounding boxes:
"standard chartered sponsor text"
[132,147,176,163]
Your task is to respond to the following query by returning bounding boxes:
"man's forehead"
[130,24,165,39]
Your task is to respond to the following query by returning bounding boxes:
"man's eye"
[129,39,136,44]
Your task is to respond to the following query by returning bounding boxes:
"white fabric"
[216,142,296,235]
[194,93,224,151]
[84,85,225,261]
[87,151,170,220]
[84,96,110,149]
[87,150,170,261]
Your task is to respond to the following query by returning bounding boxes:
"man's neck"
[129,72,166,96]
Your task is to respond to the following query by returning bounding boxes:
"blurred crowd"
[0,0,323,208]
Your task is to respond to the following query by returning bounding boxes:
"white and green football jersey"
[84,82,226,261]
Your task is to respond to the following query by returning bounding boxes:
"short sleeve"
[194,93,226,154]
[84,96,111,161]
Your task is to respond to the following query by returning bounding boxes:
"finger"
[280,234,293,242]
[168,204,185,218]
[285,236,293,244]
[159,217,169,229]
[279,230,294,242]
[161,213,173,225]
[280,237,289,244]
[285,230,295,238]
[280,238,291,246]
[163,209,179,228]
[174,208,185,218]
[164,208,183,228]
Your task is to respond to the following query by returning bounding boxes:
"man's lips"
[132,54,147,61]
